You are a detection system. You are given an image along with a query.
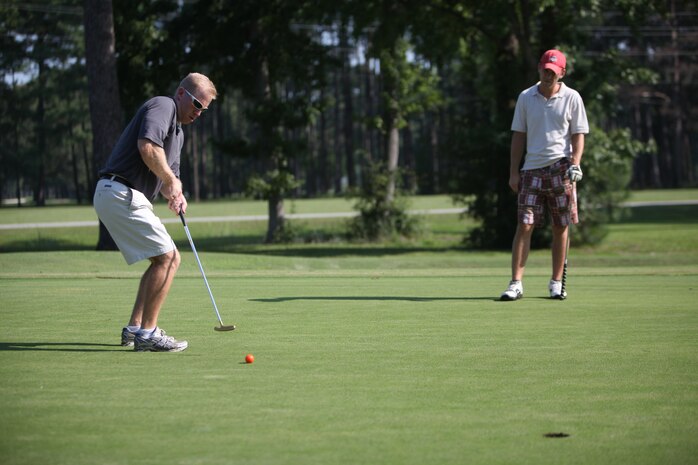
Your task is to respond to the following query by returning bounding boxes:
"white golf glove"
[567,164,583,182]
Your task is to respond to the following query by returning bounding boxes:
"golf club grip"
[179,211,187,227]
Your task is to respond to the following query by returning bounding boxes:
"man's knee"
[150,249,181,270]
[516,223,535,237]
[552,224,568,237]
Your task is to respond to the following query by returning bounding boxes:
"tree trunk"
[252,22,285,243]
[213,104,223,197]
[34,58,46,206]
[69,125,82,204]
[84,0,123,250]
[81,120,94,197]
[191,124,200,201]
[199,122,208,199]
[364,56,377,162]
[265,195,284,243]
[646,107,662,187]
[305,123,317,196]
[12,80,21,207]
[403,125,415,191]
[340,27,356,189]
[333,70,343,193]
[319,87,329,194]
[385,120,399,204]
[670,0,686,187]
[430,111,440,194]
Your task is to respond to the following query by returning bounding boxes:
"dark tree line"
[1,0,696,246]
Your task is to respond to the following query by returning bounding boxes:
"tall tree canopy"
[1,0,694,247]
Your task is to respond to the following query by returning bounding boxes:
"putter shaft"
[179,212,235,330]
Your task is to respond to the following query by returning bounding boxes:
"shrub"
[347,162,420,241]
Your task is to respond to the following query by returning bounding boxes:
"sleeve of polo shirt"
[511,91,527,133]
[139,98,177,148]
[570,93,590,135]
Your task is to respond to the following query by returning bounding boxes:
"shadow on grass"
[251,296,497,302]
[0,342,124,352]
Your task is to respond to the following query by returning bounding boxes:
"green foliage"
[377,38,444,131]
[113,0,182,114]
[246,168,301,244]
[574,126,654,244]
[0,0,91,203]
[453,125,651,249]
[269,218,299,243]
[175,0,333,242]
[364,35,444,238]
[245,169,301,200]
[449,120,516,250]
[439,0,671,249]
[1,0,688,241]
[347,162,420,241]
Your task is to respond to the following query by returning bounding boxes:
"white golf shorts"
[94,179,176,265]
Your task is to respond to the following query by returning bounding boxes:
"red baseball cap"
[540,50,566,75]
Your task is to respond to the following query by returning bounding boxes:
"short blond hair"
[179,73,217,100]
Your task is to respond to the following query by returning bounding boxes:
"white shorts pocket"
[129,189,153,212]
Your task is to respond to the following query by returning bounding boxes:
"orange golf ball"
[245,354,254,364]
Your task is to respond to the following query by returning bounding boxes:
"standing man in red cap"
[500,50,589,301]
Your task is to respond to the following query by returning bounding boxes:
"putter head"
[214,324,237,332]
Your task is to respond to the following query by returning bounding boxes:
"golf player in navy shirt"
[94,73,217,351]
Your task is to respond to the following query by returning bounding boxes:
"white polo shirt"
[511,82,589,170]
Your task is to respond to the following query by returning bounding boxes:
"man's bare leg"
[551,225,568,281]
[500,223,534,300]
[128,249,181,329]
[511,223,534,281]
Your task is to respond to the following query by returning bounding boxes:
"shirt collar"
[536,81,567,99]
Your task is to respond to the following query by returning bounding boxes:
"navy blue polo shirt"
[100,96,183,200]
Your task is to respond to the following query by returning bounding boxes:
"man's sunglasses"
[184,88,208,112]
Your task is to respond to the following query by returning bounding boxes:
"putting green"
[0,255,696,465]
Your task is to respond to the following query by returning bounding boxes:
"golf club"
[560,225,570,300]
[179,211,236,331]
[560,182,576,300]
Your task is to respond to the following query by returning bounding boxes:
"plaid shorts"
[518,158,578,227]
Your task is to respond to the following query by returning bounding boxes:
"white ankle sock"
[138,327,156,339]
[126,325,140,333]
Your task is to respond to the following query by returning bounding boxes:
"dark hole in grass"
[544,432,570,438]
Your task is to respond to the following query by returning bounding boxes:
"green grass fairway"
[1,194,697,464]
[0,264,696,465]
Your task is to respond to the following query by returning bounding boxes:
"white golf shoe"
[500,280,523,301]
[134,327,188,352]
[549,280,566,300]
[120,327,137,347]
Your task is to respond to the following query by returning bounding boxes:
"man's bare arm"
[137,138,182,201]
[509,131,527,192]
[570,133,585,166]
